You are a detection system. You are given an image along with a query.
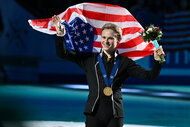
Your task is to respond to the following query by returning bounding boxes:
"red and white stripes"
[28,2,155,60]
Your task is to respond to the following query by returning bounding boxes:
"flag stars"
[79,48,83,52]
[75,41,78,45]
[82,29,87,34]
[84,46,88,50]
[76,32,80,37]
[81,23,85,27]
[62,18,94,53]
[79,39,84,44]
[90,27,93,32]
[75,25,79,29]
[85,36,89,41]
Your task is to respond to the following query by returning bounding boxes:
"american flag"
[28,2,155,60]
[63,17,95,52]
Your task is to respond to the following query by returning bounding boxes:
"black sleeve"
[55,36,88,71]
[126,58,162,80]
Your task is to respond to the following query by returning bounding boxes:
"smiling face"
[101,29,120,54]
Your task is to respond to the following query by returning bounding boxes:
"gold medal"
[103,87,113,96]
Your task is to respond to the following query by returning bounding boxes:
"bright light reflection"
[59,84,190,99]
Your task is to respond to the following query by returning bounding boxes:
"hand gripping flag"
[28,2,155,60]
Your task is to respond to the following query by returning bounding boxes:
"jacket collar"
[99,49,119,59]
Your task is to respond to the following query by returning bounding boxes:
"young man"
[52,15,164,127]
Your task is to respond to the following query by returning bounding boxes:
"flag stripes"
[28,2,155,60]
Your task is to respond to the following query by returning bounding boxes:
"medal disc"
[103,87,113,96]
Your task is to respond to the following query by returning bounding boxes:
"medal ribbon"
[98,54,120,87]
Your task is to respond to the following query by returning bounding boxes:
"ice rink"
[1,85,190,127]
[2,121,165,127]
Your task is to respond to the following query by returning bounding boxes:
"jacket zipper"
[91,61,100,112]
[111,68,119,116]
[111,84,115,116]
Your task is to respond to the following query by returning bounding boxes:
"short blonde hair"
[101,23,122,40]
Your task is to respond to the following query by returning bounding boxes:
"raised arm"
[126,46,164,80]
[52,15,88,71]
[52,15,66,36]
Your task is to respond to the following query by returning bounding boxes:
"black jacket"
[55,36,162,118]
